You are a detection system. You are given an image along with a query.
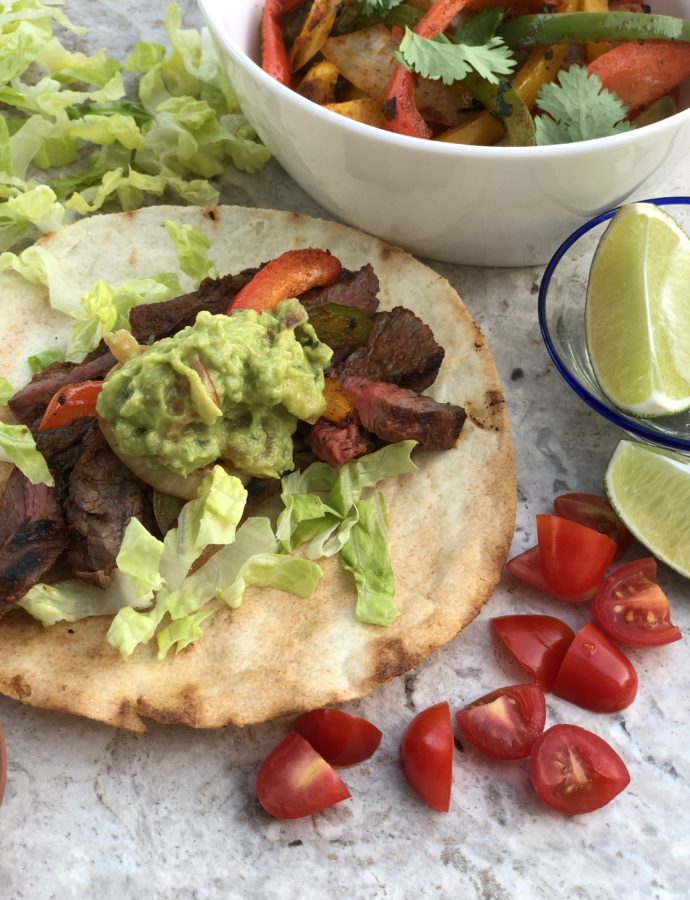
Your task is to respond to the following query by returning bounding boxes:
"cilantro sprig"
[356,0,405,15]
[395,27,516,86]
[535,66,632,145]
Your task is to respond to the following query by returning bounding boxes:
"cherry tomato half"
[537,515,617,600]
[593,558,682,649]
[552,622,638,712]
[455,684,546,759]
[256,731,351,819]
[491,615,575,691]
[294,708,383,766]
[0,724,6,807]
[400,702,453,812]
[553,493,632,561]
[529,724,630,815]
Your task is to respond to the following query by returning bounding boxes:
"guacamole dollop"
[96,300,332,479]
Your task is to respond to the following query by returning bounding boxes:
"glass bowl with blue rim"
[538,196,690,453]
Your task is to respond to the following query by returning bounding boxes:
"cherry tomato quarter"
[536,515,617,600]
[529,724,630,815]
[552,622,638,712]
[506,545,555,595]
[455,684,546,759]
[0,724,5,807]
[256,731,351,819]
[491,615,575,691]
[400,702,453,812]
[553,493,632,561]
[294,708,382,766]
[593,558,682,649]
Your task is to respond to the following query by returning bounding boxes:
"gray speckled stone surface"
[1,3,689,898]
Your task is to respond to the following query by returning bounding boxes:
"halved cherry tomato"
[536,515,617,600]
[230,249,342,312]
[0,724,6,807]
[552,622,638,712]
[294,708,382,766]
[491,615,575,691]
[400,702,453,812]
[553,493,632,561]
[593,558,682,649]
[529,724,630,815]
[38,380,103,431]
[256,731,351,819]
[455,684,546,759]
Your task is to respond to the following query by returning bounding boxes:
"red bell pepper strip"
[230,249,342,313]
[38,380,103,432]
[588,41,690,112]
[261,0,293,87]
[383,0,470,138]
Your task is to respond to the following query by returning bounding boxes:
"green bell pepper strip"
[461,71,536,146]
[498,12,690,48]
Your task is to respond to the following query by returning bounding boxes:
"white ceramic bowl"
[199,0,690,266]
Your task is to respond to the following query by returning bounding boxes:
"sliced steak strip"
[305,414,375,467]
[300,265,380,315]
[130,268,258,343]
[342,378,466,450]
[0,468,68,615]
[64,430,157,588]
[332,306,444,393]
[8,353,114,426]
[34,418,97,504]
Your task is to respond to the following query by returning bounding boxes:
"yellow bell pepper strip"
[588,40,690,111]
[498,12,690,47]
[230,249,342,313]
[437,45,566,144]
[297,60,340,104]
[383,0,471,138]
[289,0,341,73]
[582,0,613,63]
[325,98,388,128]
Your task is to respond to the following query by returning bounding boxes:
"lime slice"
[586,202,690,417]
[605,439,690,578]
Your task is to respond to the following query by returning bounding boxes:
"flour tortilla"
[0,206,516,732]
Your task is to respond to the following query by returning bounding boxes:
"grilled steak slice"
[34,418,97,504]
[300,265,380,315]
[65,430,157,588]
[333,306,444,392]
[306,414,375,467]
[343,378,466,449]
[130,269,258,343]
[8,353,114,426]
[0,467,68,615]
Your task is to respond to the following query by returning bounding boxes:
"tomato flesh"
[592,557,682,649]
[553,493,632,561]
[455,684,546,759]
[491,615,575,691]
[294,708,382,767]
[256,731,351,819]
[536,514,617,600]
[529,724,630,815]
[400,702,453,812]
[0,724,5,808]
[552,622,638,712]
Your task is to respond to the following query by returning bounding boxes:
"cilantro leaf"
[535,65,631,145]
[454,8,505,46]
[395,27,516,86]
[357,0,405,15]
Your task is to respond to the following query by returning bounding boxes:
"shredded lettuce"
[165,219,217,288]
[0,422,53,485]
[0,376,15,404]
[27,348,65,373]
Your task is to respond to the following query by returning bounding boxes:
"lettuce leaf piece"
[0,242,84,313]
[0,376,15,404]
[28,348,64,372]
[68,114,145,150]
[36,39,121,87]
[327,440,417,516]
[165,219,217,287]
[0,422,53,485]
[124,41,167,74]
[340,492,398,626]
[115,518,166,596]
[221,116,272,175]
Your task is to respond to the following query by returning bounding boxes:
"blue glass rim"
[538,196,690,453]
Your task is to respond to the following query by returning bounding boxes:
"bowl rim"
[538,195,690,452]
[198,0,690,160]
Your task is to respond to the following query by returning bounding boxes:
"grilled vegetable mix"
[261,0,690,145]
[254,490,681,820]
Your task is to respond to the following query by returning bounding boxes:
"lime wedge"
[605,439,690,578]
[586,202,690,417]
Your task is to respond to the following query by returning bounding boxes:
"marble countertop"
[2,2,689,898]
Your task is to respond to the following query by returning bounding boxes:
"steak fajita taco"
[0,206,515,732]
